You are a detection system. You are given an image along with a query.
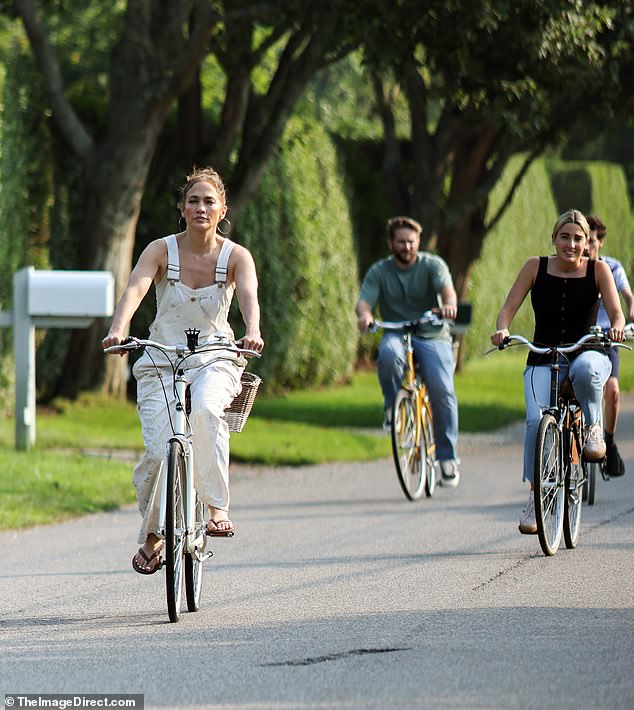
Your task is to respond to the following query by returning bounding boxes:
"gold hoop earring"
[217,217,231,235]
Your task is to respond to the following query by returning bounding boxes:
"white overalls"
[131,234,244,544]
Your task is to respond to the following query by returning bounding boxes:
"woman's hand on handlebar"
[237,330,264,356]
[490,328,509,347]
[102,332,130,356]
[607,326,625,343]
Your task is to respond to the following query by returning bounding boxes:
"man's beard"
[393,251,415,266]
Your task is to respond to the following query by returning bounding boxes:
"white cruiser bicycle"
[105,329,260,622]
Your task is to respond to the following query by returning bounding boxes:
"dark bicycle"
[493,328,630,556]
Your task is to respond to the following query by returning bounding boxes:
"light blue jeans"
[377,333,458,462]
[522,350,611,483]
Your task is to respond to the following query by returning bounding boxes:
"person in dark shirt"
[490,210,624,534]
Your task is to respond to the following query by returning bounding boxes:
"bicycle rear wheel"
[584,461,598,505]
[563,423,583,549]
[391,388,426,501]
[165,440,186,622]
[584,405,604,505]
[185,496,206,612]
[534,414,564,556]
[421,397,437,497]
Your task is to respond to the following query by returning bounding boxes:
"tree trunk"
[371,72,408,215]
[16,0,219,398]
[56,121,168,398]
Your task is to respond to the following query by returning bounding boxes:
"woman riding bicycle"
[102,167,264,574]
[490,209,624,534]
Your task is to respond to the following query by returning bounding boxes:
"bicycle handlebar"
[369,310,446,333]
[488,327,633,356]
[104,334,261,359]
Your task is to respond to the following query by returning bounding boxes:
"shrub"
[547,159,633,274]
[233,117,359,392]
[465,156,557,358]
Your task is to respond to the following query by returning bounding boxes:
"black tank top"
[527,256,600,365]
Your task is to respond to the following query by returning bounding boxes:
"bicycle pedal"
[205,529,235,538]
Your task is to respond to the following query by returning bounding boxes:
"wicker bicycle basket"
[225,371,262,433]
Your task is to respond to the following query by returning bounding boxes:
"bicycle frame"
[371,312,448,500]
[157,367,210,563]
[400,331,424,421]
[491,327,632,554]
[105,330,260,621]
[372,310,445,417]
[105,333,260,561]
[542,348,583,467]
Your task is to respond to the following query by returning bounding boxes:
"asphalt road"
[2,398,634,709]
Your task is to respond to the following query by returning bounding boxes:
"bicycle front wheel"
[421,397,437,497]
[185,496,206,612]
[534,414,564,556]
[165,440,186,622]
[391,388,426,501]
[563,426,583,549]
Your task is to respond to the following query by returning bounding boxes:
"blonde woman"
[491,210,624,534]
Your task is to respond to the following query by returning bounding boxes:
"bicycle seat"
[560,377,576,398]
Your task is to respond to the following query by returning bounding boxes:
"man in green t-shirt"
[356,216,460,487]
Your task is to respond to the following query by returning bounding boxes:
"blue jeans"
[522,350,611,483]
[377,333,458,462]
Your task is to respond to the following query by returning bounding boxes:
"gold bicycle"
[372,311,460,501]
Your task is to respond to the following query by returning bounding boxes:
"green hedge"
[466,156,557,358]
[233,117,359,392]
[0,40,55,412]
[547,159,633,274]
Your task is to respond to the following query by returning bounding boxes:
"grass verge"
[1,348,632,529]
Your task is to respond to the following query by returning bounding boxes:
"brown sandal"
[132,547,163,575]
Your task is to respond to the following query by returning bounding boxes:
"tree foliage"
[5,0,361,397]
[4,0,634,400]
[357,0,634,298]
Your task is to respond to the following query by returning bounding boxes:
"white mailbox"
[1,267,115,449]
[28,270,114,319]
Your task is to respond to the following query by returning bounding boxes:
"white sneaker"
[382,408,392,433]
[519,494,537,534]
[439,459,460,487]
[584,423,606,461]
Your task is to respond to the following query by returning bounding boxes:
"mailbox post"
[3,267,114,450]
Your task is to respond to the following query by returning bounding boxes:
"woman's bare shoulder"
[133,237,169,283]
[143,237,170,257]
[227,240,255,264]
[518,256,540,277]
